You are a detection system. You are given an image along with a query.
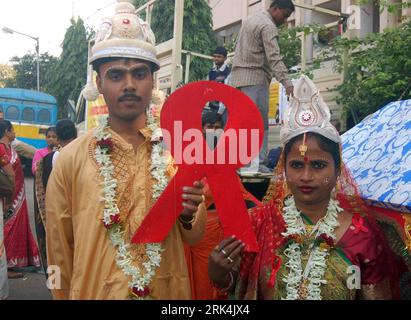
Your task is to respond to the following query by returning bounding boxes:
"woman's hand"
[179,180,205,218]
[208,236,245,289]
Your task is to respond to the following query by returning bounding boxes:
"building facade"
[209,0,410,142]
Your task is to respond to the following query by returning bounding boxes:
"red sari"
[2,142,40,268]
[185,177,261,300]
[236,154,411,300]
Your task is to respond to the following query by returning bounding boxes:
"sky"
[0,0,119,64]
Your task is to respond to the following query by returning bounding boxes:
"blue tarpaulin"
[342,99,411,214]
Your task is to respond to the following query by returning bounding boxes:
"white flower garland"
[281,196,343,300]
[94,105,168,299]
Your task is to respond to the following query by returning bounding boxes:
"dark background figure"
[183,110,260,300]
[32,127,57,175]
[202,110,223,150]
[34,119,77,274]
[208,46,231,85]
[266,146,283,170]
[208,46,231,126]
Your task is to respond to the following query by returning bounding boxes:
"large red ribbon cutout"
[132,81,263,252]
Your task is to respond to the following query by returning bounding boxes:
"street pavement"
[7,177,52,300]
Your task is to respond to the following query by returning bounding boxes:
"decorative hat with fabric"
[83,0,161,102]
[280,75,340,146]
[91,0,159,68]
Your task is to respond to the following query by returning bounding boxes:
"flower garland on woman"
[209,75,410,300]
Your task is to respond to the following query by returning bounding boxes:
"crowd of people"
[0,117,78,299]
[0,0,409,301]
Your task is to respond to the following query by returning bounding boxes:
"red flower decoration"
[97,139,114,152]
[352,213,368,234]
[317,233,334,247]
[102,214,121,229]
[150,106,160,118]
[131,286,150,298]
[110,214,121,224]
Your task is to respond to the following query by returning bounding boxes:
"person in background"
[208,46,231,126]
[208,46,231,86]
[34,120,77,273]
[0,120,40,279]
[12,139,36,160]
[230,0,295,173]
[184,110,261,300]
[0,126,15,299]
[32,127,57,175]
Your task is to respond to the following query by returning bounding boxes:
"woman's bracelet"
[211,271,234,294]
[178,214,196,230]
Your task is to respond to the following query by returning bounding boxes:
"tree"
[0,64,16,88]
[4,52,58,90]
[134,0,217,82]
[278,26,304,69]
[47,18,89,118]
[320,20,411,126]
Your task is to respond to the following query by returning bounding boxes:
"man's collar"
[212,61,229,72]
[107,126,152,149]
[139,127,152,141]
[264,10,277,26]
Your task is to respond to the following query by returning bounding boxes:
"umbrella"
[342,99,411,214]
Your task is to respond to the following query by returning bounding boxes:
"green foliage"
[319,20,411,124]
[134,0,217,82]
[133,0,147,8]
[47,18,89,118]
[359,0,411,12]
[0,64,15,88]
[133,0,148,19]
[5,52,58,90]
[278,24,324,70]
[278,26,302,69]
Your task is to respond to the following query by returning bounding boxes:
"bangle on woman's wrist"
[178,214,195,230]
[211,272,234,294]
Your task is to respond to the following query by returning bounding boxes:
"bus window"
[6,105,19,120]
[38,109,51,124]
[22,107,35,122]
[0,106,3,119]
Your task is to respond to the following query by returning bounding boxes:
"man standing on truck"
[230,0,295,173]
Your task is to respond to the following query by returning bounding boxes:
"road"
[7,177,52,300]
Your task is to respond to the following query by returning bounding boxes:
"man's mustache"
[118,93,142,102]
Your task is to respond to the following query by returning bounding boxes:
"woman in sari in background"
[0,125,15,299]
[209,76,411,300]
[0,120,40,273]
[185,111,262,300]
[34,119,77,273]
[31,126,57,175]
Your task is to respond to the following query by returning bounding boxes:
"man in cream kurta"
[45,0,206,300]
[46,128,206,299]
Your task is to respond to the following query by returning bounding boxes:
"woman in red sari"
[208,76,410,300]
[184,111,262,300]
[0,120,40,270]
[0,128,15,299]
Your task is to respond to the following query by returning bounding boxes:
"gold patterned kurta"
[45,128,206,300]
